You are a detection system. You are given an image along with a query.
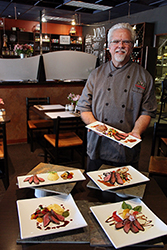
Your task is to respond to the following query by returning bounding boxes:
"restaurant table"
[0,170,167,250]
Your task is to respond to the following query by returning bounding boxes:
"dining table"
[0,162,167,250]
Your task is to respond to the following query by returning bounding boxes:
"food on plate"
[95,124,108,133]
[105,201,153,234]
[98,167,131,187]
[61,171,74,180]
[23,174,45,184]
[91,123,129,141]
[31,203,70,230]
[47,203,65,215]
[47,171,59,181]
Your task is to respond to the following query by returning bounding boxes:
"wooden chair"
[26,97,53,152]
[148,122,167,176]
[44,116,87,169]
[0,124,9,189]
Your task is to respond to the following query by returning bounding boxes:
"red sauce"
[98,180,114,186]
[125,139,137,143]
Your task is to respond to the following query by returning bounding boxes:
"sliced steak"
[134,219,145,231]
[110,171,116,184]
[33,174,39,184]
[115,172,124,185]
[51,209,65,222]
[43,212,51,227]
[37,176,45,182]
[103,172,111,182]
[49,214,60,224]
[115,221,124,229]
[28,175,34,184]
[123,219,131,234]
[23,176,30,182]
[130,221,139,233]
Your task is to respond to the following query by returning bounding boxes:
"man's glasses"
[110,40,133,46]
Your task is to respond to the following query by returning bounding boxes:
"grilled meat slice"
[110,171,116,184]
[50,209,65,222]
[134,219,145,231]
[28,175,34,184]
[123,219,131,234]
[33,174,39,184]
[103,172,111,182]
[48,214,60,224]
[130,221,139,233]
[115,221,124,230]
[115,172,124,185]
[43,212,51,227]
[23,176,31,182]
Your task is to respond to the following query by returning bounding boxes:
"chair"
[26,97,53,152]
[148,122,167,176]
[0,124,9,189]
[44,116,87,169]
[157,79,167,123]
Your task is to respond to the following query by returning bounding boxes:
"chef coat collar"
[109,59,132,76]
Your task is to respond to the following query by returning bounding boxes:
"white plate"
[17,194,87,239]
[90,198,167,249]
[45,111,75,119]
[86,121,141,148]
[17,169,86,189]
[34,104,65,110]
[87,166,149,191]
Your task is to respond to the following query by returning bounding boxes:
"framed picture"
[59,35,70,45]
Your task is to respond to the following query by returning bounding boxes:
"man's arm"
[81,111,97,125]
[129,115,151,139]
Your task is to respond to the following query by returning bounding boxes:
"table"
[0,171,167,250]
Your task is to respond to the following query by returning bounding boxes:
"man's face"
[109,28,133,67]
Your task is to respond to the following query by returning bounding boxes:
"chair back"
[151,122,167,156]
[55,116,86,147]
[26,97,50,121]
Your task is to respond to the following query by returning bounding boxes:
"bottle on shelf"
[2,33,9,56]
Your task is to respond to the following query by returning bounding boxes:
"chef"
[77,22,157,171]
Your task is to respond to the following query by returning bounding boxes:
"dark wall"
[82,5,167,44]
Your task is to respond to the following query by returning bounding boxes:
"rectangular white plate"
[86,121,141,148]
[87,166,149,191]
[34,104,65,110]
[17,169,86,189]
[45,111,75,119]
[90,198,167,249]
[17,194,87,239]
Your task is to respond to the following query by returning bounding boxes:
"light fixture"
[42,15,46,22]
[45,15,74,22]
[70,26,76,34]
[65,1,112,11]
[71,19,76,25]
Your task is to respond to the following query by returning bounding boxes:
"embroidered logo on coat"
[135,81,146,89]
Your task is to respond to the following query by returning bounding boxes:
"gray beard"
[114,53,126,62]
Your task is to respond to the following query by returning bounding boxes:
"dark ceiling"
[0,0,167,25]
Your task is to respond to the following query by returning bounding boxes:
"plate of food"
[86,121,141,148]
[17,169,86,188]
[87,166,149,191]
[16,193,87,239]
[90,198,167,249]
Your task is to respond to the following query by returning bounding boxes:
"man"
[77,23,157,171]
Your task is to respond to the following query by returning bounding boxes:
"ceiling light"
[42,15,46,22]
[71,19,76,25]
[65,1,112,11]
[45,15,73,22]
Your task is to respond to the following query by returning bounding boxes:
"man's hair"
[108,23,136,45]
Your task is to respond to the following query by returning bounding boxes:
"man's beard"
[114,49,127,62]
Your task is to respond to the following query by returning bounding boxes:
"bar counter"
[0,172,167,250]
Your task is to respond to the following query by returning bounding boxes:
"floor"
[0,115,166,202]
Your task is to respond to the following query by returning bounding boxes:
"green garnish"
[62,210,70,218]
[122,201,142,212]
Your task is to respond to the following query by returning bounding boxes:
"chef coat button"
[106,103,109,106]
[124,89,127,92]
[104,118,108,122]
[120,120,123,123]
[127,75,130,79]
[122,104,125,108]
[108,88,111,91]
